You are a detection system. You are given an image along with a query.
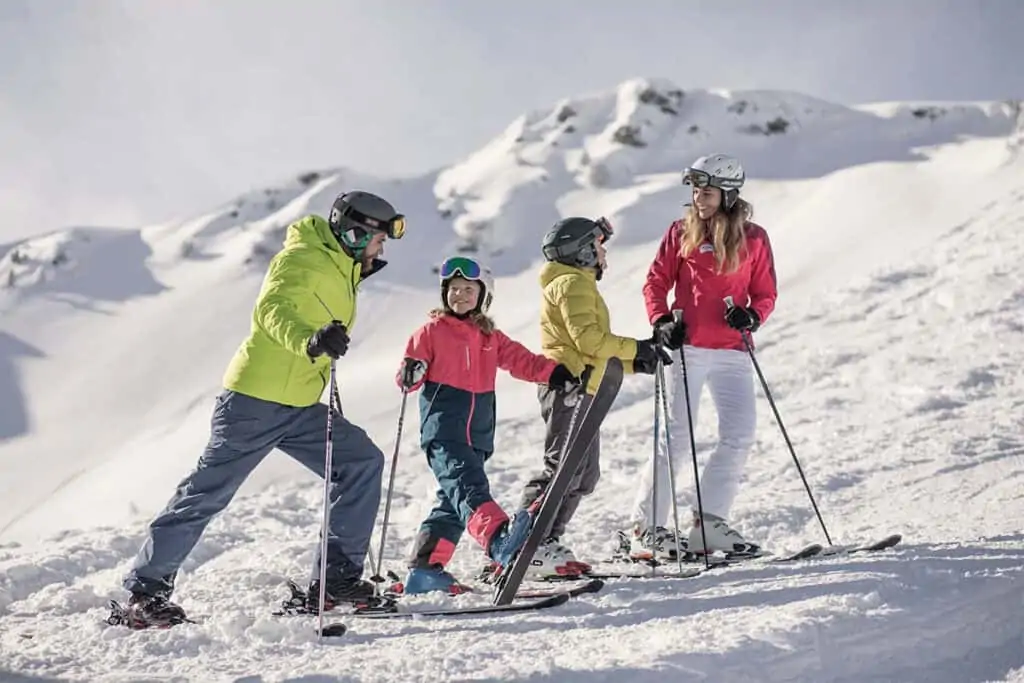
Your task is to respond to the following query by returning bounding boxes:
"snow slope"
[1,79,1022,682]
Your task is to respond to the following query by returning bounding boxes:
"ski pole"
[724,297,832,546]
[656,360,686,576]
[316,359,338,642]
[650,362,660,578]
[675,310,711,569]
[372,389,410,596]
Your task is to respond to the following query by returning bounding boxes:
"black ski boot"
[108,593,190,629]
[305,576,377,613]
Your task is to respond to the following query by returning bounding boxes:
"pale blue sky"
[1,0,1022,240]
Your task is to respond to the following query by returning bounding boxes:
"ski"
[347,591,571,620]
[511,577,605,599]
[493,358,624,606]
[817,533,902,558]
[606,540,823,569]
[540,567,711,582]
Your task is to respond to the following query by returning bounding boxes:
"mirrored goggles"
[681,169,713,188]
[681,168,743,191]
[439,256,483,280]
[595,216,614,242]
[342,206,406,239]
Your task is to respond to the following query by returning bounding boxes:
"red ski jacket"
[643,220,778,350]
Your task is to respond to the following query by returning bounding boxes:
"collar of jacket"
[285,214,389,283]
[539,260,596,287]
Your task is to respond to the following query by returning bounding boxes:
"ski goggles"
[595,216,614,242]
[681,168,743,191]
[339,205,407,239]
[439,256,484,281]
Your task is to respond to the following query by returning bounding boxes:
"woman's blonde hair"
[429,308,495,334]
[678,195,754,274]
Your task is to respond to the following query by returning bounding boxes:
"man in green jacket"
[121,190,406,626]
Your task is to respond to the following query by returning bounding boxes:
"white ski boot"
[688,513,761,557]
[526,538,586,579]
[622,525,688,563]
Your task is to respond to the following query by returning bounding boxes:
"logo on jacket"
[699,243,714,253]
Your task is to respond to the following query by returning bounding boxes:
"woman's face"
[693,186,723,220]
[446,277,481,314]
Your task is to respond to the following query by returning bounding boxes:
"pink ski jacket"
[397,313,557,452]
[643,220,778,350]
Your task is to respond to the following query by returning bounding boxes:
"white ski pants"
[630,345,757,527]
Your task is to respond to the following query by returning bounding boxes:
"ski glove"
[725,306,761,332]
[307,321,350,360]
[632,337,673,375]
[548,363,581,391]
[652,314,686,350]
[400,357,428,390]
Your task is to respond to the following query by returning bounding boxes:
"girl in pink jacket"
[395,256,578,594]
[625,153,778,562]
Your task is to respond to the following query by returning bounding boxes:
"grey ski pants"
[123,390,384,599]
[519,382,600,541]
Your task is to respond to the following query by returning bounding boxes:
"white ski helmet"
[438,255,495,314]
[682,153,745,209]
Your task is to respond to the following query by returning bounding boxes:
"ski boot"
[526,538,587,579]
[399,566,473,595]
[305,576,380,613]
[107,593,191,629]
[487,510,533,569]
[618,526,690,564]
[689,513,762,558]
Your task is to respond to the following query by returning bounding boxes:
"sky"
[1,0,1022,242]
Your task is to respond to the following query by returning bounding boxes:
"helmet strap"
[723,189,739,210]
[338,227,371,258]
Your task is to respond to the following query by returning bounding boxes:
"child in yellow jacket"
[517,216,667,577]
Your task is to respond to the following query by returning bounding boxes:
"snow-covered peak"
[432,77,1019,272]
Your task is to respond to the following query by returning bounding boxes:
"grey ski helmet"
[328,191,406,256]
[682,153,745,210]
[541,216,614,277]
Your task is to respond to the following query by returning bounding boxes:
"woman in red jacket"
[625,153,778,561]
[395,256,579,594]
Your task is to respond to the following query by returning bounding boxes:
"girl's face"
[693,186,723,220]
[446,276,481,315]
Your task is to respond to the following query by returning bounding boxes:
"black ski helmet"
[328,191,405,256]
[541,216,614,277]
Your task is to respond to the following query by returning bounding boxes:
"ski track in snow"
[2,83,1024,682]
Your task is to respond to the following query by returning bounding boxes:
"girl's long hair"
[429,308,495,334]
[678,196,754,273]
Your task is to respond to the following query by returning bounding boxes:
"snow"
[1,78,1023,682]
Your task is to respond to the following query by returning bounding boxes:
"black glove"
[652,314,686,350]
[307,321,350,359]
[633,337,673,375]
[725,306,761,332]
[548,364,581,391]
[400,357,428,390]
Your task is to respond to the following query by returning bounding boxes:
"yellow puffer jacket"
[538,262,637,394]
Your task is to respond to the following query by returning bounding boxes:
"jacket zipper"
[465,345,475,447]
